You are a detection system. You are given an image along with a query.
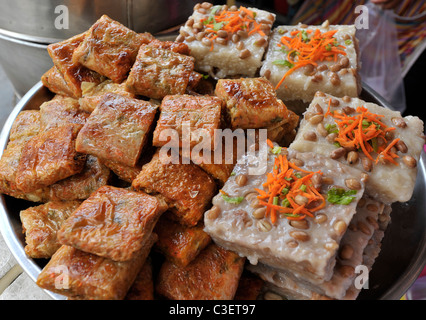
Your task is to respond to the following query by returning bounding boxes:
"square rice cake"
[47,32,104,98]
[156,243,245,300]
[215,77,298,130]
[247,195,386,300]
[132,149,217,227]
[204,144,366,284]
[15,124,86,193]
[177,3,275,78]
[36,235,155,300]
[152,94,223,150]
[75,92,158,167]
[260,23,361,111]
[57,185,167,261]
[20,200,81,259]
[72,15,150,83]
[154,214,211,267]
[289,92,424,204]
[125,45,195,99]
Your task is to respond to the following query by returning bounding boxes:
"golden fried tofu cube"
[125,258,154,300]
[9,110,41,143]
[79,80,135,113]
[41,67,76,98]
[156,244,245,300]
[39,95,89,132]
[152,94,222,150]
[72,15,148,83]
[75,93,158,167]
[15,124,86,193]
[57,185,167,261]
[47,32,104,98]
[20,201,81,259]
[37,235,155,300]
[179,138,239,185]
[0,142,27,196]
[154,214,211,267]
[215,77,293,129]
[125,45,195,99]
[0,111,41,195]
[132,150,217,226]
[234,271,265,300]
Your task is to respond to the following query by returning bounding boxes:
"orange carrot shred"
[200,6,266,51]
[324,105,401,165]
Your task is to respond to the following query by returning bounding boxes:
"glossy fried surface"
[9,110,41,143]
[47,155,110,201]
[132,150,216,226]
[125,258,154,300]
[0,111,42,197]
[47,32,104,98]
[152,94,222,150]
[57,185,167,261]
[20,201,81,259]
[154,214,211,267]
[72,15,148,83]
[37,235,155,300]
[148,38,191,55]
[234,271,264,300]
[125,45,195,99]
[215,77,295,129]
[79,80,135,113]
[39,95,89,131]
[15,124,86,193]
[156,243,245,300]
[75,92,158,167]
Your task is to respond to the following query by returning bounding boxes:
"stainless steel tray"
[1,81,425,300]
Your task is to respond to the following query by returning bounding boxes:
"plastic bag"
[356,2,407,113]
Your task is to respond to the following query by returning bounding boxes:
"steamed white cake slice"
[260,22,361,113]
[177,2,275,78]
[204,143,366,284]
[248,195,386,300]
[289,92,424,204]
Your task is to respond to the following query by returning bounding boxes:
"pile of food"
[0,2,424,300]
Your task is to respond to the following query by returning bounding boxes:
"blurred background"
[0,0,424,300]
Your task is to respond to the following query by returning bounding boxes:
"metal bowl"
[0,0,199,43]
[0,81,425,300]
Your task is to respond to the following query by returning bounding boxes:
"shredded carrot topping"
[274,28,347,90]
[255,140,325,224]
[324,102,399,165]
[200,6,265,51]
